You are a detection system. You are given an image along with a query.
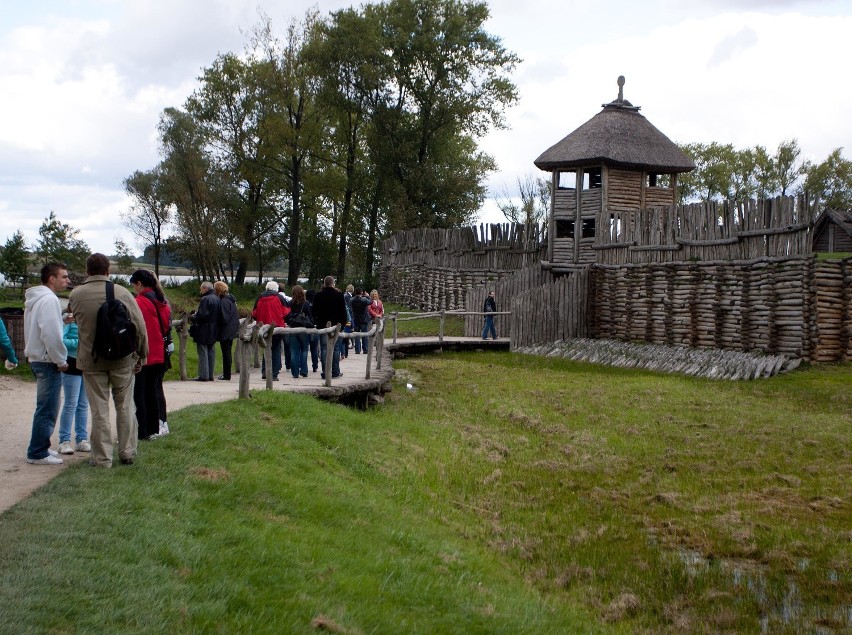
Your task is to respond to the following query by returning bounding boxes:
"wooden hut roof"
[534,77,695,173]
[813,209,852,238]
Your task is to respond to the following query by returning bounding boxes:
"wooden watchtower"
[534,77,694,267]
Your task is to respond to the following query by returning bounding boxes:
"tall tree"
[186,53,287,284]
[157,108,223,280]
[773,138,805,196]
[804,148,852,211]
[252,11,326,286]
[0,230,30,293]
[121,167,172,277]
[35,211,90,272]
[113,238,135,273]
[678,142,736,203]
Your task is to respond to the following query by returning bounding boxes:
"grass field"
[0,351,848,633]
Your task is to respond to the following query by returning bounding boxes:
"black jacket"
[312,287,347,328]
[193,290,220,345]
[350,295,371,328]
[483,296,497,314]
[218,294,240,341]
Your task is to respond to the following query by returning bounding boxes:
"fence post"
[439,310,445,343]
[392,312,398,343]
[365,322,374,379]
[324,323,338,387]
[177,314,189,381]
[259,324,273,390]
[375,318,385,369]
[238,320,254,399]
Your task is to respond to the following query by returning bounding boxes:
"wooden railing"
[171,316,387,398]
[388,310,510,344]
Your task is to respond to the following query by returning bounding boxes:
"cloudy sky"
[1,0,850,255]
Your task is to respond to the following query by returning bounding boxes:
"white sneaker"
[76,440,92,452]
[58,441,75,455]
[159,421,170,436]
[27,454,63,465]
[47,448,59,457]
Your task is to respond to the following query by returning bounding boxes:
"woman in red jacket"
[252,281,290,381]
[130,269,171,440]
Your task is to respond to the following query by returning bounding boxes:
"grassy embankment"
[0,347,848,633]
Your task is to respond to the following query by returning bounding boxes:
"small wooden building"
[534,77,694,266]
[812,209,852,254]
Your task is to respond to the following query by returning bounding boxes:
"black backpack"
[92,282,137,362]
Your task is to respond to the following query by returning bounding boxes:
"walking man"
[24,262,71,465]
[311,276,347,379]
[482,290,498,340]
[68,253,147,467]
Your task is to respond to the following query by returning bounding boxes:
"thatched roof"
[534,78,694,173]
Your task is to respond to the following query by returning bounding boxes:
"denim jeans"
[197,342,216,380]
[289,333,309,377]
[354,321,370,354]
[27,362,63,460]
[309,334,319,371]
[262,334,283,378]
[482,315,497,339]
[319,334,341,377]
[59,372,88,444]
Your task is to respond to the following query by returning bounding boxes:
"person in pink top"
[367,289,384,320]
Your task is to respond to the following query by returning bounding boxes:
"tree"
[122,167,172,277]
[678,142,736,203]
[157,108,224,281]
[804,148,852,211]
[0,230,30,292]
[113,238,135,274]
[494,174,550,224]
[773,139,805,196]
[35,211,90,272]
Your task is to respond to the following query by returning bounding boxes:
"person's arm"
[0,319,18,365]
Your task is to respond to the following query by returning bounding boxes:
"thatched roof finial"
[617,75,625,102]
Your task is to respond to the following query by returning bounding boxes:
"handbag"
[289,311,314,329]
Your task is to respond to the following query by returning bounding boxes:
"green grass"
[384,302,465,338]
[1,353,849,633]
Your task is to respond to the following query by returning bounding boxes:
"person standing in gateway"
[69,254,147,468]
[482,290,498,340]
[23,262,70,465]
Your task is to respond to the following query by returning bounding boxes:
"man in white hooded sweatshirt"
[24,262,70,465]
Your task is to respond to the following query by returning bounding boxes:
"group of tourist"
[15,256,387,468]
[187,275,384,383]
[20,254,174,468]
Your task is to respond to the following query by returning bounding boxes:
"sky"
[1,0,850,255]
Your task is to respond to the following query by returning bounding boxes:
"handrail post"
[324,323,337,387]
[365,321,374,379]
[439,310,445,343]
[375,318,385,369]
[392,312,398,343]
[238,320,255,399]
[261,324,273,390]
[177,314,189,381]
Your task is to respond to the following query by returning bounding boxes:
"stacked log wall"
[379,222,547,311]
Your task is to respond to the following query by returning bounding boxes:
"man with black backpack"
[68,253,147,468]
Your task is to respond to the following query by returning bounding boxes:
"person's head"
[354,287,363,296]
[200,281,214,295]
[214,280,229,297]
[291,284,305,305]
[346,284,354,293]
[40,262,69,292]
[323,275,335,288]
[489,291,495,298]
[265,280,279,293]
[370,289,379,301]
[129,269,165,301]
[85,253,110,276]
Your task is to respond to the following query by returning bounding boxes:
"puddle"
[674,549,850,633]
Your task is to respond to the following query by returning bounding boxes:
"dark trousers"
[134,363,166,439]
[220,339,234,379]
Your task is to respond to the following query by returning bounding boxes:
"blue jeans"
[309,334,319,371]
[262,334,283,378]
[319,334,341,377]
[60,372,88,443]
[27,362,63,460]
[197,342,216,380]
[354,321,371,354]
[289,333,309,377]
[482,315,497,339]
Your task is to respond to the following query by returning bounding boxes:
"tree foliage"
[36,211,90,272]
[0,230,30,288]
[122,167,172,277]
[125,0,518,288]
[494,174,550,224]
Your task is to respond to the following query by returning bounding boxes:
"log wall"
[379,222,547,311]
